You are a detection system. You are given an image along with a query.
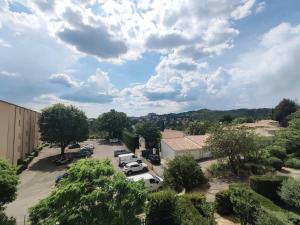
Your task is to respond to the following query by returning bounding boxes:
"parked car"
[109,138,119,143]
[75,149,92,158]
[118,153,142,167]
[128,173,163,191]
[84,143,94,149]
[54,157,72,166]
[55,173,68,184]
[148,154,161,165]
[114,149,131,157]
[122,162,148,175]
[141,149,153,159]
[80,146,94,154]
[68,143,80,149]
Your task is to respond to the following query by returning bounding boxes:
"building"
[0,100,40,165]
[161,129,210,160]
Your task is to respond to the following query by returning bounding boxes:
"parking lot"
[5,139,144,225]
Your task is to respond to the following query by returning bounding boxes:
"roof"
[161,129,185,139]
[128,173,154,181]
[162,135,209,151]
[118,153,134,158]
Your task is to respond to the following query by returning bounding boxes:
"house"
[161,131,210,160]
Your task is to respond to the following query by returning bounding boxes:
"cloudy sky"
[0,0,299,117]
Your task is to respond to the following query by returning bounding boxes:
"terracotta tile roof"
[161,129,185,139]
[162,135,209,151]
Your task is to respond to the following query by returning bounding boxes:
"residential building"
[0,100,40,165]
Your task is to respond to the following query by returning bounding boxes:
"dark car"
[114,149,131,157]
[81,146,94,154]
[75,149,92,158]
[68,143,80,149]
[148,154,161,165]
[54,157,72,166]
[141,149,153,159]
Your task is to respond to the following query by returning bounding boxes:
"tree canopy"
[204,126,257,175]
[39,104,89,155]
[97,109,130,139]
[163,155,207,192]
[185,121,212,135]
[273,98,298,126]
[135,122,161,149]
[29,159,147,225]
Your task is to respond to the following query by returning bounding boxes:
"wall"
[161,140,176,160]
[0,101,40,165]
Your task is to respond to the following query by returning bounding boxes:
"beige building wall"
[0,100,40,165]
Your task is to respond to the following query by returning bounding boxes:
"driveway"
[5,139,126,225]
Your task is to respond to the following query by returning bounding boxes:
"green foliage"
[96,109,130,139]
[232,117,255,124]
[215,190,233,215]
[255,209,288,225]
[185,121,211,135]
[267,157,283,170]
[219,114,234,123]
[122,130,139,152]
[0,159,18,207]
[273,99,298,126]
[279,178,300,209]
[146,189,177,225]
[204,126,257,175]
[266,146,287,160]
[163,155,207,192]
[0,211,16,225]
[39,104,89,155]
[29,159,146,225]
[135,122,161,148]
[284,158,300,169]
[249,175,287,203]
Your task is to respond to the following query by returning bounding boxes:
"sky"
[0,0,300,117]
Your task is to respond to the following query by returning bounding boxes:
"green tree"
[273,98,298,126]
[135,122,161,148]
[0,159,18,225]
[219,115,234,123]
[204,126,256,175]
[279,178,300,209]
[29,159,146,225]
[185,121,211,135]
[97,109,130,139]
[163,155,207,192]
[39,104,89,156]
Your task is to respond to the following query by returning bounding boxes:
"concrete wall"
[0,101,40,165]
[161,140,176,160]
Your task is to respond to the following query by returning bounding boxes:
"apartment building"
[0,100,40,165]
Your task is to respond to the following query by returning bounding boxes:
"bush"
[215,190,233,215]
[164,155,207,192]
[174,197,209,225]
[243,162,267,175]
[255,209,290,225]
[285,158,300,169]
[267,157,283,170]
[267,146,287,161]
[146,189,177,225]
[121,130,139,153]
[207,162,230,177]
[279,178,300,209]
[0,211,16,225]
[250,175,287,203]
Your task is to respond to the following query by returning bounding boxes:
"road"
[5,139,126,225]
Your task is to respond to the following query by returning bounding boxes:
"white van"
[128,173,163,191]
[118,153,142,166]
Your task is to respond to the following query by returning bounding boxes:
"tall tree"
[97,109,130,139]
[29,159,146,225]
[135,122,161,149]
[273,98,298,126]
[204,126,256,175]
[39,104,89,156]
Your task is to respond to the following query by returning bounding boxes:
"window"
[150,179,156,184]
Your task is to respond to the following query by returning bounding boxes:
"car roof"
[118,153,134,157]
[126,162,139,166]
[128,173,154,181]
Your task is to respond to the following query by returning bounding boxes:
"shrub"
[243,162,267,175]
[174,197,209,225]
[215,190,233,215]
[121,130,139,153]
[267,146,287,161]
[249,175,287,203]
[207,162,230,177]
[285,158,300,169]
[183,193,214,222]
[267,157,283,170]
[164,155,207,192]
[279,178,300,209]
[146,189,177,225]
[255,209,290,225]
[0,211,16,225]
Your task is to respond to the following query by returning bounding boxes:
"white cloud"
[0,38,11,47]
[256,1,266,14]
[231,0,256,20]
[0,70,17,76]
[48,73,79,87]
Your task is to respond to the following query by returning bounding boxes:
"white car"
[84,143,94,149]
[123,162,148,175]
[128,173,163,191]
[118,153,142,166]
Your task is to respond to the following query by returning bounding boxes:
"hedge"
[284,158,300,169]
[250,175,287,203]
[215,190,233,215]
[267,157,283,170]
[121,130,139,153]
